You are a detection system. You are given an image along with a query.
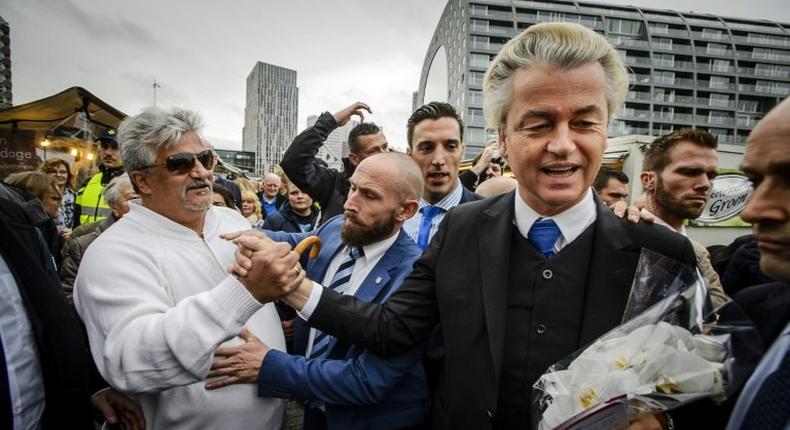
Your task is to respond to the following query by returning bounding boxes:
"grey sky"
[2,0,788,152]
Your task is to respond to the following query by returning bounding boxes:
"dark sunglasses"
[139,149,216,174]
[99,140,119,150]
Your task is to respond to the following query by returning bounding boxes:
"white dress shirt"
[0,255,45,430]
[402,180,464,244]
[514,187,597,252]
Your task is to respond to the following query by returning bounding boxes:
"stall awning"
[0,86,127,136]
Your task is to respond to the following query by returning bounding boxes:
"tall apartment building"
[243,62,298,175]
[305,115,359,171]
[0,16,11,109]
[415,0,790,157]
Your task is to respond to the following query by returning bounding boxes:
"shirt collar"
[418,180,463,211]
[342,229,400,264]
[514,187,596,244]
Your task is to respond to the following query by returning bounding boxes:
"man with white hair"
[236,23,702,429]
[74,107,303,429]
[258,172,286,218]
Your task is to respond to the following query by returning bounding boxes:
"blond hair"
[241,190,262,220]
[484,22,628,130]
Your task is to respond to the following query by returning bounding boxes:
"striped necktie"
[310,247,363,358]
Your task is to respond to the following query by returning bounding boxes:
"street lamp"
[40,138,51,160]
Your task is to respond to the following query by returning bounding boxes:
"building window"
[711,59,732,73]
[709,93,731,108]
[755,63,790,78]
[702,28,724,40]
[649,23,668,34]
[709,75,731,89]
[738,100,759,112]
[470,53,489,68]
[606,18,642,36]
[707,43,728,55]
[653,53,674,68]
[654,70,675,85]
[653,37,673,50]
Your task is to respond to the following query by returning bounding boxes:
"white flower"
[536,322,729,429]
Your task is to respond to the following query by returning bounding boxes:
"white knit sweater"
[75,201,284,429]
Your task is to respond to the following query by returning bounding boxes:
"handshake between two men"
[205,229,315,390]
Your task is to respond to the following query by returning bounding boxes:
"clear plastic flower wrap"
[532,249,763,430]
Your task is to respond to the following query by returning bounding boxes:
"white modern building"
[243,62,298,175]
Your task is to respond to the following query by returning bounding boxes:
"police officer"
[74,129,125,226]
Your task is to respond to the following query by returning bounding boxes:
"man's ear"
[640,171,656,192]
[498,129,508,159]
[131,170,153,196]
[348,153,361,166]
[397,199,419,222]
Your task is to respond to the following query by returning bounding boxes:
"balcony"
[609,37,650,49]
[470,8,513,20]
[691,31,729,42]
[737,67,790,79]
[738,50,790,62]
[736,116,760,128]
[653,112,694,122]
[698,115,735,127]
[700,98,736,109]
[515,1,579,13]
[653,94,694,104]
[653,59,694,70]
[738,83,790,96]
[619,108,651,119]
[623,56,652,67]
[627,91,652,101]
[628,73,651,84]
[697,63,735,74]
[695,47,734,57]
[648,28,689,38]
[701,81,737,91]
[731,33,790,48]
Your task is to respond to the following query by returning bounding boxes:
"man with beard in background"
[640,128,728,307]
[206,152,429,430]
[74,128,126,226]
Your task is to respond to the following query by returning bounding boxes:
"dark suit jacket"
[309,191,697,429]
[281,112,350,225]
[260,217,429,429]
[0,197,101,429]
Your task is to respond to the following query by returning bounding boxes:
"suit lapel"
[326,230,408,357]
[578,198,642,346]
[478,192,515,383]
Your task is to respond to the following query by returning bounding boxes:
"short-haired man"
[281,102,389,224]
[236,23,699,429]
[640,128,728,308]
[593,168,630,206]
[74,107,303,429]
[258,172,286,217]
[74,129,126,226]
[724,97,790,430]
[403,101,481,251]
[207,153,429,429]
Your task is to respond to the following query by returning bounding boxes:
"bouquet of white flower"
[532,250,761,430]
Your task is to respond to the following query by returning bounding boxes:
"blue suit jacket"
[258,216,429,430]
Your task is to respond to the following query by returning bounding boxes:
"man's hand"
[91,388,146,430]
[611,200,655,224]
[333,102,372,126]
[205,329,269,390]
[471,139,500,176]
[222,229,305,303]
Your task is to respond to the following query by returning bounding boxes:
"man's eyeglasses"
[138,149,216,175]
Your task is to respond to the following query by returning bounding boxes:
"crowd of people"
[0,22,787,430]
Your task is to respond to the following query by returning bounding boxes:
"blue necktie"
[417,206,443,250]
[528,218,560,258]
[310,247,362,358]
